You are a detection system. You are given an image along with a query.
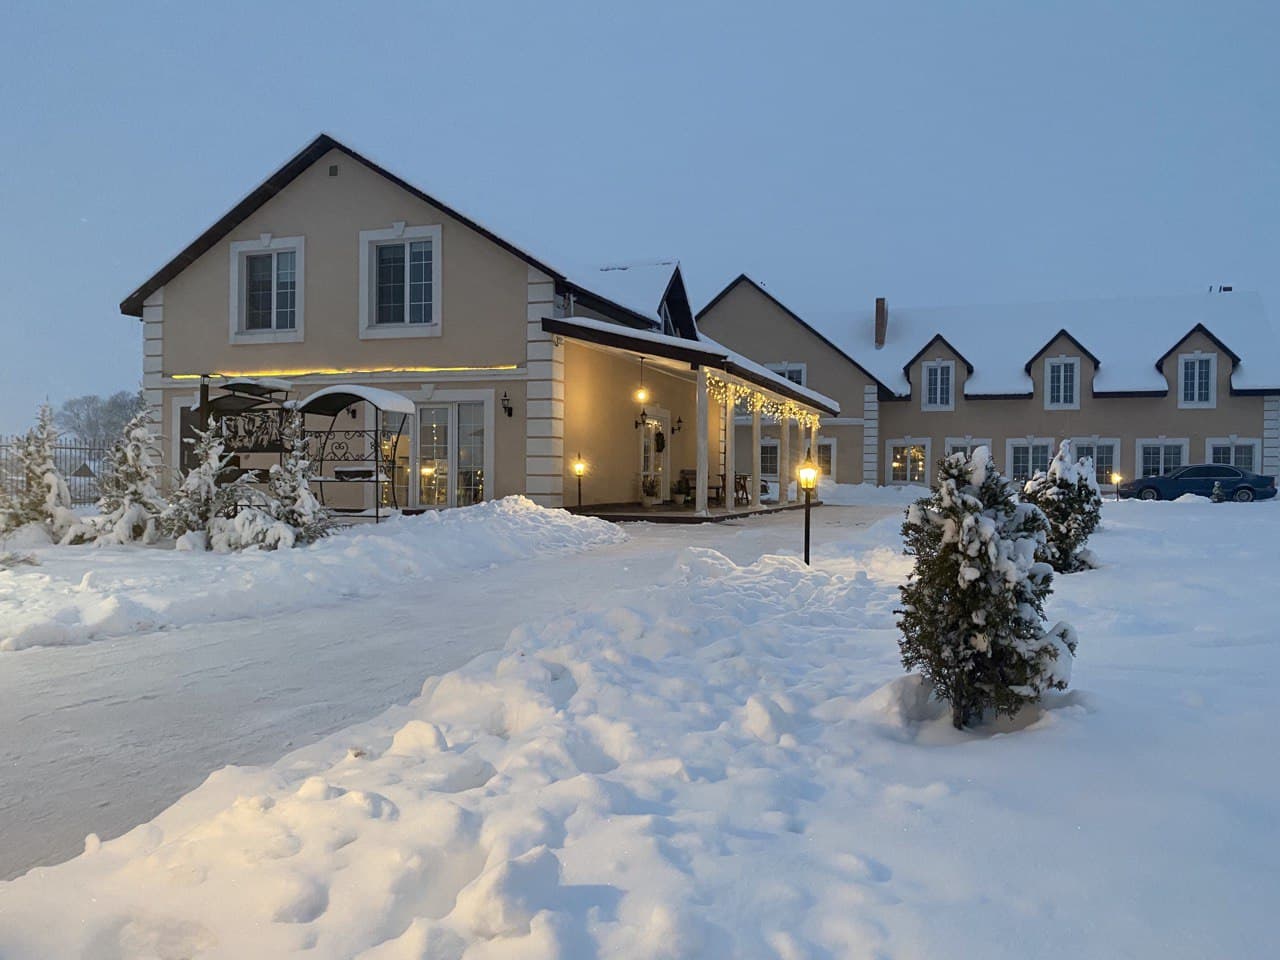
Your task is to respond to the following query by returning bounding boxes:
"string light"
[704,373,821,429]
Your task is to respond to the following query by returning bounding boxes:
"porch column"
[723,388,736,509]
[695,366,709,515]
[810,417,820,480]
[778,412,790,505]
[751,405,763,509]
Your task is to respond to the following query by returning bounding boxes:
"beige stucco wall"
[880,329,1267,483]
[159,148,530,378]
[562,341,705,505]
[697,280,869,482]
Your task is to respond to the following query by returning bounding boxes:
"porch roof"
[542,315,839,415]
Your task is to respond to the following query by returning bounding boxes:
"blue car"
[1117,464,1277,502]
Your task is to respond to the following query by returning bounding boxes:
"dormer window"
[1045,357,1081,410]
[228,235,305,344]
[659,302,675,337]
[1178,353,1216,408]
[921,360,954,411]
[359,224,443,339]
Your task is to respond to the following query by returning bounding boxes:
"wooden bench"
[679,469,725,505]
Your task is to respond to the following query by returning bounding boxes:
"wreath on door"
[654,430,666,453]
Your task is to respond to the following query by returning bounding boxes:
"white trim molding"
[1005,436,1055,480]
[358,223,443,340]
[1135,436,1190,478]
[1264,396,1280,479]
[944,435,993,458]
[525,267,563,506]
[1176,351,1217,409]
[862,384,878,485]
[228,235,305,344]
[1204,436,1262,472]
[921,360,955,411]
[885,436,931,485]
[1044,355,1081,410]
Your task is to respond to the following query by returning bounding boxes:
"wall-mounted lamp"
[634,408,649,430]
[500,391,513,417]
[672,416,683,434]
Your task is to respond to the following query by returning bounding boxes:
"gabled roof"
[696,274,892,394]
[1023,329,1101,374]
[120,134,565,317]
[807,291,1280,396]
[902,333,974,377]
[562,259,698,339]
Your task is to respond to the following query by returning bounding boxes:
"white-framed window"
[1206,437,1260,473]
[1070,437,1120,486]
[886,438,930,484]
[659,301,676,337]
[1006,437,1054,481]
[1044,356,1081,410]
[817,438,835,478]
[921,360,955,411]
[766,362,807,387]
[760,440,780,479]
[945,436,992,458]
[358,223,443,339]
[1136,438,1189,478]
[228,235,305,343]
[1177,353,1216,409]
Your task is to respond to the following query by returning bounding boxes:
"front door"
[417,401,487,509]
[638,410,671,502]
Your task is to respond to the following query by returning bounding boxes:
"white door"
[638,410,671,501]
[416,401,487,509]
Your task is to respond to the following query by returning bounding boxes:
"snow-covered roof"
[564,259,679,326]
[806,291,1280,396]
[222,377,295,395]
[548,315,839,413]
[298,385,416,416]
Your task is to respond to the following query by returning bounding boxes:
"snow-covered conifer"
[267,408,327,545]
[82,411,166,545]
[1022,440,1101,573]
[897,446,1077,729]
[160,420,238,548]
[7,405,76,540]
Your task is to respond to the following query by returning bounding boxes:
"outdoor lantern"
[634,358,649,404]
[798,453,818,565]
[500,391,513,417]
[572,453,586,508]
[1111,472,1122,501]
[672,416,683,434]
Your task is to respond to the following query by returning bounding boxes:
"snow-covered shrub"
[3,405,76,540]
[1021,440,1102,573]
[159,420,240,546]
[208,506,296,552]
[66,411,166,545]
[897,446,1077,729]
[267,409,327,545]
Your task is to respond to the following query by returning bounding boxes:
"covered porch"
[546,316,838,521]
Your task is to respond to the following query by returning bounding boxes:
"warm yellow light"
[420,465,435,476]
[170,364,519,380]
[798,456,819,492]
[634,386,649,404]
[572,458,587,477]
[1110,472,1122,484]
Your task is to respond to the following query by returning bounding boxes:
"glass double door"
[418,402,486,508]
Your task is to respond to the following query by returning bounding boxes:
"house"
[120,135,835,516]
[697,275,1280,488]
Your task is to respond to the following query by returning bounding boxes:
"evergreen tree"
[1022,440,1102,573]
[89,411,166,544]
[267,409,327,544]
[897,446,1077,729]
[6,405,76,540]
[160,420,239,547]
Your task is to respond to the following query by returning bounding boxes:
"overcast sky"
[1,0,1275,433]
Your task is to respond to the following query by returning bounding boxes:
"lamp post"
[798,453,818,565]
[573,453,586,508]
[1110,472,1122,502]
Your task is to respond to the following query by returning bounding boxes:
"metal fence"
[0,437,113,505]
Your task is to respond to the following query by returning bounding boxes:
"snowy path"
[0,506,892,880]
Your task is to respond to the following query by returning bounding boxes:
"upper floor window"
[359,224,442,339]
[1178,353,1216,408]
[1045,357,1080,410]
[767,363,806,386]
[921,360,954,411]
[228,235,305,344]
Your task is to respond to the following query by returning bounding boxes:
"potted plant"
[671,476,689,506]
[642,476,660,507]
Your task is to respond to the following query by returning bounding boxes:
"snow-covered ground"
[2,497,1277,958]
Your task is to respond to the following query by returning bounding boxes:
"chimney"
[874,297,888,349]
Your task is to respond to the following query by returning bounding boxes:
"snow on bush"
[1021,440,1102,572]
[159,420,240,544]
[0,496,625,651]
[0,404,76,540]
[267,408,328,545]
[897,446,1077,728]
[65,411,166,546]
